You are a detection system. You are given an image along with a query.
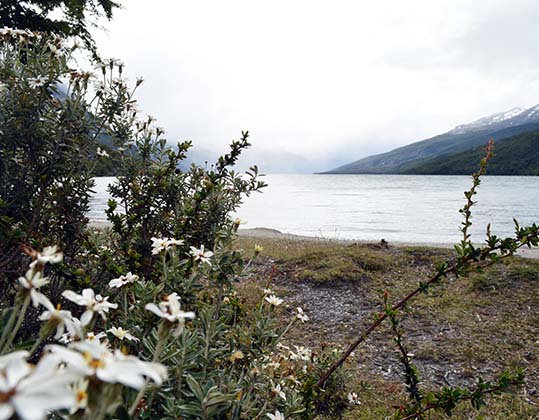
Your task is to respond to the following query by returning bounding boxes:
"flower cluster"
[151,237,184,255]
[0,33,321,420]
[150,236,214,266]
[0,246,179,419]
[0,340,168,420]
[0,350,80,420]
[62,289,117,326]
[47,339,166,389]
[108,272,139,289]
[17,246,63,306]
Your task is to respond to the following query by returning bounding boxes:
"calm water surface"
[89,175,539,244]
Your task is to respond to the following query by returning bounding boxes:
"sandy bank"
[238,227,539,259]
[88,222,539,259]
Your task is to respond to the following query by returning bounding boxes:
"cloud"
[380,0,539,74]
[89,0,539,171]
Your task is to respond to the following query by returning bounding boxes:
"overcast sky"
[91,0,539,171]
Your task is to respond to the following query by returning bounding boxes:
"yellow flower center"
[76,390,87,403]
[83,351,105,370]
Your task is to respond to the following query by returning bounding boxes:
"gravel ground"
[243,243,539,403]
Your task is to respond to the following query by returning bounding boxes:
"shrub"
[1,29,539,420]
[0,29,348,420]
[0,29,127,297]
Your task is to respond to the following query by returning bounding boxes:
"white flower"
[46,340,167,389]
[56,317,84,344]
[37,295,80,340]
[27,76,47,89]
[35,246,63,264]
[347,392,361,405]
[0,351,82,420]
[151,237,170,255]
[145,293,195,336]
[189,245,213,266]
[0,351,29,369]
[263,288,273,295]
[107,327,139,342]
[18,267,49,307]
[264,295,283,307]
[48,43,62,57]
[150,237,184,255]
[0,28,31,39]
[85,332,107,342]
[276,343,290,351]
[289,346,312,362]
[296,307,309,322]
[267,410,285,420]
[69,379,88,414]
[108,272,139,289]
[266,360,281,370]
[272,383,286,400]
[62,289,117,326]
[96,147,109,158]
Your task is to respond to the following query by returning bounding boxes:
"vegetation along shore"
[2,1,539,419]
[234,234,539,419]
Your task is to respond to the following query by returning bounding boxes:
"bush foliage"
[0,28,538,420]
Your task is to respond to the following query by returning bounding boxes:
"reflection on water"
[89,175,539,244]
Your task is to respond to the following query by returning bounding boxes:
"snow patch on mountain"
[451,107,526,134]
[450,104,539,135]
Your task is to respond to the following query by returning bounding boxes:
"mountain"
[403,130,539,175]
[325,104,539,174]
[450,107,534,134]
[180,145,316,174]
[234,148,315,173]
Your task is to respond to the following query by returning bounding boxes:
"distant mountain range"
[405,130,539,175]
[180,146,316,174]
[325,105,539,175]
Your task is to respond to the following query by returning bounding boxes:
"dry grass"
[235,236,539,419]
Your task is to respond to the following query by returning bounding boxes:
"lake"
[89,175,539,244]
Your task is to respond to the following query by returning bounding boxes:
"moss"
[470,259,539,291]
[238,237,393,284]
[507,263,539,282]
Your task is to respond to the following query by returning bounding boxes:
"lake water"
[89,175,539,244]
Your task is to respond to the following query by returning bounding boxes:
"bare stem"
[0,299,22,351]
[2,294,31,353]
[315,233,535,389]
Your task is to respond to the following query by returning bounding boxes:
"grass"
[236,236,539,419]
[238,237,394,284]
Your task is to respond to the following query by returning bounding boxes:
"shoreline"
[89,221,539,259]
[239,227,539,259]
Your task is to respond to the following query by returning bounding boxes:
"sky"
[90,0,539,172]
